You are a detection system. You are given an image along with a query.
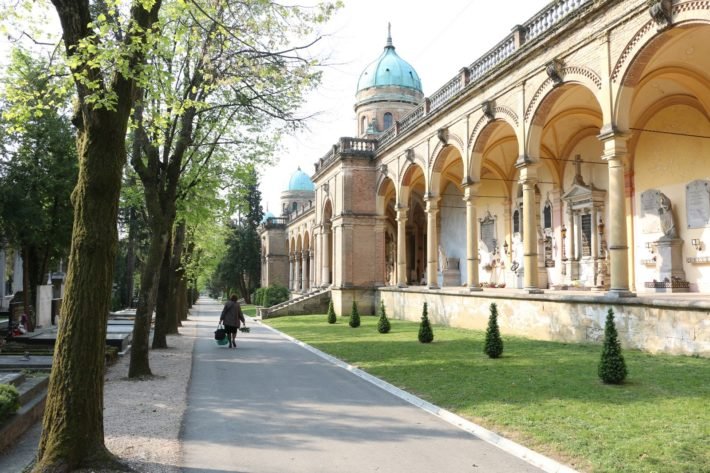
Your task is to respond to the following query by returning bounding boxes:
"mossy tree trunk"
[152,231,172,349]
[35,1,161,468]
[34,107,133,472]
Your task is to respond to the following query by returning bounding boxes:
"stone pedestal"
[441,258,461,287]
[646,238,689,293]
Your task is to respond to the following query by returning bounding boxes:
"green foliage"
[327,299,336,324]
[0,48,78,294]
[484,303,504,358]
[348,301,360,328]
[254,284,289,307]
[0,384,20,420]
[418,302,433,343]
[377,301,390,333]
[598,308,627,384]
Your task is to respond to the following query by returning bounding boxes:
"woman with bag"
[220,294,246,348]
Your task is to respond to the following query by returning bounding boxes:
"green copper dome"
[288,167,314,192]
[356,26,422,94]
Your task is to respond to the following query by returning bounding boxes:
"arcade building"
[259,0,710,357]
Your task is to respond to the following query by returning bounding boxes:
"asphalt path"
[180,298,543,473]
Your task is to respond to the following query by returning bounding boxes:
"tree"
[11,1,164,470]
[598,308,627,384]
[128,1,335,375]
[327,299,336,324]
[377,301,390,333]
[0,48,78,331]
[349,300,360,328]
[484,302,503,358]
[418,302,433,343]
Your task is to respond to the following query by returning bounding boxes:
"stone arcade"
[260,0,710,357]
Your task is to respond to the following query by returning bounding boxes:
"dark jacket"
[220,300,245,327]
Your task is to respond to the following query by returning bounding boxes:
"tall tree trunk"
[152,231,172,349]
[129,226,168,375]
[166,221,185,334]
[124,207,137,307]
[35,121,128,471]
[176,275,187,325]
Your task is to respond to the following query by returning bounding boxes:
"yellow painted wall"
[634,104,710,292]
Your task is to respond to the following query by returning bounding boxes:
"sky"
[261,0,551,214]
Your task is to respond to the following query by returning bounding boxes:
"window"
[513,209,520,234]
[292,202,298,212]
[361,116,367,135]
[383,112,393,130]
[543,202,552,230]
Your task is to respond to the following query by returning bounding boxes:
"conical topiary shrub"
[377,301,391,334]
[349,300,360,328]
[598,308,627,384]
[327,299,336,324]
[484,302,504,358]
[418,302,434,343]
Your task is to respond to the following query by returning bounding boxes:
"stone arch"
[525,66,602,126]
[470,119,519,188]
[399,161,425,205]
[526,82,604,163]
[469,106,520,158]
[376,175,397,216]
[321,198,333,225]
[430,144,464,197]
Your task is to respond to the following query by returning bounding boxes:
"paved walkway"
[180,299,546,473]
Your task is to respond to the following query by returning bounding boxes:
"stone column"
[294,253,301,292]
[599,129,634,296]
[288,253,294,291]
[425,195,440,289]
[396,206,408,287]
[518,164,540,290]
[321,224,331,287]
[310,247,316,290]
[301,250,309,291]
[567,207,576,281]
[463,184,482,291]
[12,251,22,294]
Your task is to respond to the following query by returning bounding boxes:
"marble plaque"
[480,212,496,255]
[640,189,661,234]
[686,180,710,228]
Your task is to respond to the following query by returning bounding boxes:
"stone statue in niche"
[438,245,448,271]
[658,192,677,240]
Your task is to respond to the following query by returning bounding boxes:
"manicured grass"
[265,314,710,473]
[241,304,257,317]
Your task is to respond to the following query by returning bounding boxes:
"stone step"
[0,373,49,454]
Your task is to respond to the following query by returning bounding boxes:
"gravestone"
[686,180,710,229]
[480,212,496,256]
[640,189,662,234]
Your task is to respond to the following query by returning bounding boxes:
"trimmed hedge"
[0,384,20,421]
[254,284,290,308]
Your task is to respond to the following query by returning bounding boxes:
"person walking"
[220,294,246,348]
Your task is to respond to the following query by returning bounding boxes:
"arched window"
[513,209,520,234]
[361,116,367,135]
[292,201,298,212]
[383,112,393,130]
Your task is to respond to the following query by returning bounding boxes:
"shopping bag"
[214,324,226,341]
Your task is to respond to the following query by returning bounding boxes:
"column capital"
[514,154,538,170]
[424,193,439,212]
[463,181,481,201]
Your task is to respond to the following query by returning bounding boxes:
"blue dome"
[356,28,422,93]
[288,167,314,191]
[262,211,275,223]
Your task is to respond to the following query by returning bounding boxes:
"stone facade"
[260,0,710,356]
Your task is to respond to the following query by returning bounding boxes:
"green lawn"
[242,304,257,317]
[264,314,710,473]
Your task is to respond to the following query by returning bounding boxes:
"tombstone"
[640,189,662,234]
[686,180,710,229]
[442,257,461,287]
[36,285,53,328]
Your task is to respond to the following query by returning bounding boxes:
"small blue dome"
[356,27,422,93]
[262,211,275,223]
[288,167,314,191]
